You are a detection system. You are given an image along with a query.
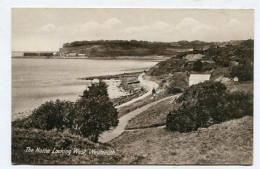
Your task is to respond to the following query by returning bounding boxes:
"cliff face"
[59,40,212,57]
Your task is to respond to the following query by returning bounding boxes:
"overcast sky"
[12,8,254,51]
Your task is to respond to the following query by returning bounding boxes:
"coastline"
[12,56,169,62]
[80,71,147,107]
[79,71,143,80]
[12,71,149,121]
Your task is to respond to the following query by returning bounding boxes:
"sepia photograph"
[11,8,254,165]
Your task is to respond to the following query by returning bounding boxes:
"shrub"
[193,60,203,71]
[210,91,253,123]
[167,82,253,133]
[167,105,200,132]
[13,100,74,131]
[230,62,253,81]
[82,81,109,99]
[31,100,73,131]
[167,87,182,95]
[177,81,227,103]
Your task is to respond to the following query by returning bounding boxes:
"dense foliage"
[82,80,109,98]
[193,60,203,71]
[167,87,182,95]
[63,40,211,49]
[71,81,118,142]
[148,40,253,80]
[61,40,215,57]
[177,81,227,103]
[13,100,73,131]
[13,81,118,143]
[230,61,253,81]
[166,81,253,132]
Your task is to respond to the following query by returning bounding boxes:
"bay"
[12,58,157,120]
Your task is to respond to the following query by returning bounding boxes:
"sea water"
[12,58,157,120]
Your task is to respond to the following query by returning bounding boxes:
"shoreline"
[80,71,147,107]
[12,56,169,62]
[79,71,143,80]
[12,71,148,121]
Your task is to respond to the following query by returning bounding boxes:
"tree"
[71,80,118,143]
[82,80,109,99]
[193,60,203,71]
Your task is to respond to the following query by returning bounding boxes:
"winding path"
[115,73,159,109]
[99,73,181,143]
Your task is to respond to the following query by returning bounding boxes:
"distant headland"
[12,39,248,59]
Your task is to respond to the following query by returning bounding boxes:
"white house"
[189,74,211,86]
[67,53,78,57]
[78,53,86,57]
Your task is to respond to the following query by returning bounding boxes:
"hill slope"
[111,116,253,164]
[59,40,212,57]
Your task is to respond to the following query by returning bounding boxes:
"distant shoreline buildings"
[12,51,57,58]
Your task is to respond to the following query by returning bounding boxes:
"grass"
[210,67,230,80]
[111,116,253,165]
[125,97,181,130]
[117,93,169,118]
[12,128,122,164]
[226,82,253,94]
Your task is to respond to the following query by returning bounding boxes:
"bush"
[13,100,74,131]
[167,87,182,94]
[166,82,253,133]
[177,81,227,103]
[210,91,253,123]
[82,81,109,98]
[230,62,253,81]
[193,60,203,71]
[167,104,200,132]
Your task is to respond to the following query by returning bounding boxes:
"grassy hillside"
[12,128,122,164]
[111,116,253,165]
[125,97,179,130]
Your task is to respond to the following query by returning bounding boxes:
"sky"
[12,8,254,51]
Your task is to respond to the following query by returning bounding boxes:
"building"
[189,74,211,86]
[23,52,54,57]
[67,53,78,57]
[78,53,86,57]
